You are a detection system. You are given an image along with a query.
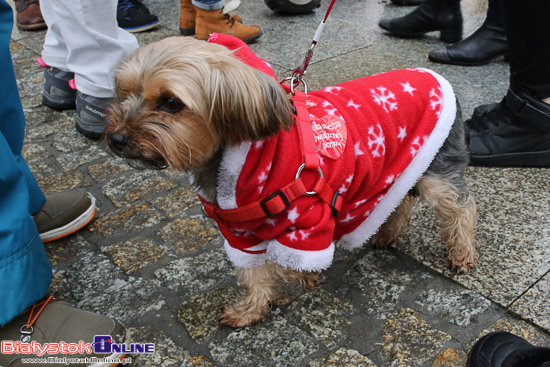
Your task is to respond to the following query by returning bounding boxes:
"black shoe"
[390,0,424,5]
[467,331,550,367]
[466,89,550,168]
[379,0,462,43]
[117,0,160,33]
[38,58,77,110]
[429,17,508,66]
[75,92,111,140]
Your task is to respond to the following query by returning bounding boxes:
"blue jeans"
[192,0,223,11]
[0,0,51,325]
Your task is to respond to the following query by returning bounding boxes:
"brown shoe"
[180,0,241,36]
[14,0,46,31]
[195,7,261,43]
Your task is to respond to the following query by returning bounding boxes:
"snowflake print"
[429,87,443,117]
[340,213,355,223]
[368,124,386,158]
[410,135,428,157]
[321,101,338,115]
[354,142,364,158]
[385,175,395,185]
[347,99,361,109]
[355,199,367,208]
[401,82,416,96]
[338,174,354,194]
[322,86,343,94]
[397,126,407,142]
[371,86,397,113]
[288,232,298,241]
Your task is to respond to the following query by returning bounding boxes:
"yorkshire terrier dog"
[105,34,477,328]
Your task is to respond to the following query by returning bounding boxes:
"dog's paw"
[370,232,395,248]
[447,257,475,275]
[219,305,265,328]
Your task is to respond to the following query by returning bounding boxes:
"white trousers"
[40,0,139,98]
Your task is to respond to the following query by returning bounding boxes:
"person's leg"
[502,0,550,101]
[0,0,51,325]
[378,0,463,43]
[465,0,550,167]
[40,0,139,138]
[429,0,507,66]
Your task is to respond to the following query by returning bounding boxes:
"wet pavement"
[8,0,550,365]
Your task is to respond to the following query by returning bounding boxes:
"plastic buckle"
[330,191,341,218]
[260,190,290,217]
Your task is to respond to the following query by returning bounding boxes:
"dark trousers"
[501,0,550,99]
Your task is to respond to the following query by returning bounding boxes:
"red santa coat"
[200,34,457,271]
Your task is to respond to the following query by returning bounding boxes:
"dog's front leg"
[220,262,277,327]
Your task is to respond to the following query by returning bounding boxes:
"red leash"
[201,1,342,226]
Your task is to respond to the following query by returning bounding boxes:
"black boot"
[468,331,550,367]
[379,0,463,43]
[429,17,507,66]
[466,89,550,168]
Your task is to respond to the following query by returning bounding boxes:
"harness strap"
[202,88,342,224]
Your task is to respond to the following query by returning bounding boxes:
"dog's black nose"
[109,133,129,151]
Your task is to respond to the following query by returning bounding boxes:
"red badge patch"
[311,115,347,160]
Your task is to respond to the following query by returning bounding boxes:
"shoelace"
[20,296,55,342]
[220,9,236,27]
[118,0,139,12]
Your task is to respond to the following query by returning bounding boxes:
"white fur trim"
[217,142,251,209]
[266,240,335,272]
[340,68,457,249]
[224,240,268,268]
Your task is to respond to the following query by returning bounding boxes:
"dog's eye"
[157,97,184,113]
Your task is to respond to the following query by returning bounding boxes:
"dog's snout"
[109,133,129,151]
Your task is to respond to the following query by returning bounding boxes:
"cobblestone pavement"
[9,0,550,365]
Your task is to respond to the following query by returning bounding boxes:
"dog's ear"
[209,59,295,145]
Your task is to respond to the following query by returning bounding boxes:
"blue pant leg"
[0,0,51,325]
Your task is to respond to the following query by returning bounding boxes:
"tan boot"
[180,0,242,36]
[195,7,261,43]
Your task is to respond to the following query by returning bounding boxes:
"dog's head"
[104,36,294,171]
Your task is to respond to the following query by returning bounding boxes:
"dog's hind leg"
[416,175,477,274]
[370,194,417,247]
[219,262,277,327]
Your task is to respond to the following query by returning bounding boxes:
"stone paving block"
[22,143,50,163]
[64,252,126,300]
[432,348,467,367]
[79,279,166,324]
[209,315,317,367]
[103,171,176,207]
[148,187,202,217]
[285,289,353,348]
[157,217,219,255]
[104,237,167,275]
[178,285,241,344]
[471,318,550,350]
[509,275,550,333]
[128,327,196,367]
[37,170,89,195]
[88,158,133,182]
[154,248,234,294]
[53,126,93,153]
[342,250,413,314]
[24,111,72,138]
[306,348,377,367]
[89,202,165,237]
[395,171,550,307]
[381,308,452,367]
[415,289,492,327]
[57,144,109,170]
